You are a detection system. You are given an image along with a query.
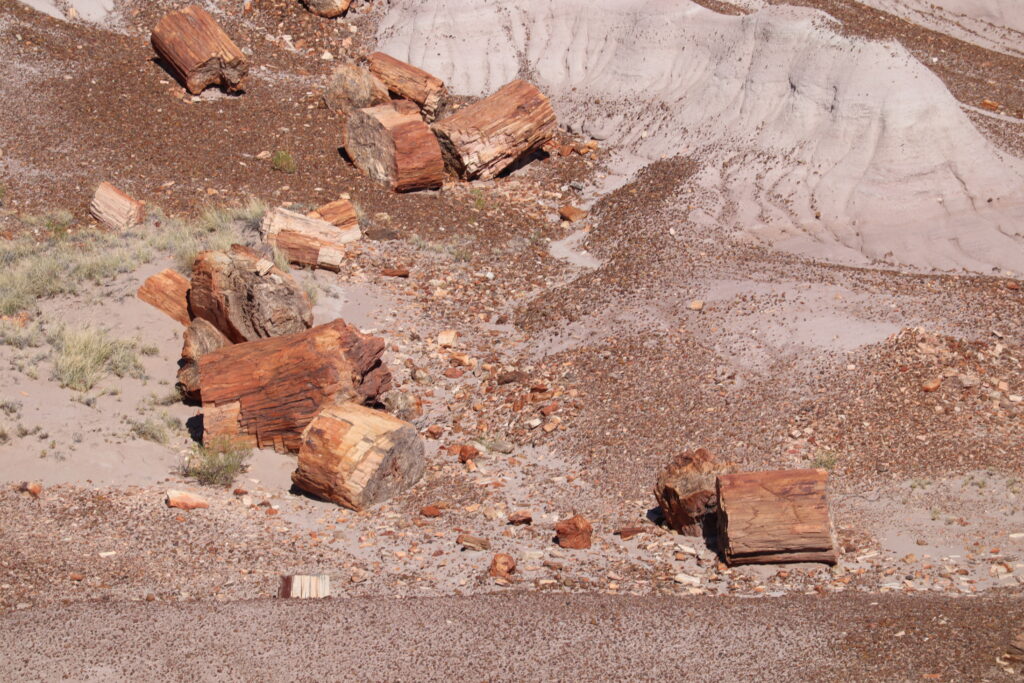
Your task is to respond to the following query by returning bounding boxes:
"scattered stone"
[673,573,701,586]
[653,448,732,536]
[165,490,209,510]
[554,515,593,549]
[921,377,942,392]
[381,267,411,278]
[689,300,704,311]
[508,510,533,525]
[489,553,517,579]
[456,534,491,551]
[425,425,444,439]
[437,329,458,347]
[454,444,480,463]
[615,526,647,540]
[558,205,587,222]
[979,99,1001,111]
[420,505,442,518]
[17,481,42,498]
[69,572,85,582]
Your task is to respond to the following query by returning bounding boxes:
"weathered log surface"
[151,5,248,95]
[137,269,191,326]
[324,62,390,145]
[302,0,351,18]
[311,199,359,229]
[199,319,391,452]
[189,244,312,343]
[262,207,360,272]
[366,52,446,121]
[654,448,733,536]
[431,79,556,180]
[176,318,231,401]
[346,103,444,192]
[91,182,145,231]
[278,575,331,599]
[291,403,425,511]
[716,469,838,566]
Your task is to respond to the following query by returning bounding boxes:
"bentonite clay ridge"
[378,0,1024,273]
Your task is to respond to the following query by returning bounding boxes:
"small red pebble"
[540,402,560,416]
[1007,281,1020,291]
[420,505,442,518]
[443,368,464,379]
[233,488,248,496]
[381,267,410,278]
[457,445,479,463]
[18,481,42,498]
[69,572,85,582]
[266,508,279,516]
[425,425,444,439]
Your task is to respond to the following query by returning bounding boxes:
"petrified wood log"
[554,515,593,549]
[311,199,360,228]
[189,244,312,343]
[291,403,425,511]
[136,268,191,326]
[431,79,556,180]
[278,575,331,599]
[366,52,446,121]
[261,207,361,272]
[345,103,445,192]
[301,0,351,19]
[91,182,145,231]
[716,469,838,566]
[151,5,248,95]
[654,448,733,536]
[176,318,231,401]
[323,62,391,145]
[199,319,391,452]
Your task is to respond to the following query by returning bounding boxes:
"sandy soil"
[1,0,1023,678]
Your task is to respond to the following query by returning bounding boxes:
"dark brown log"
[137,269,191,326]
[323,62,391,146]
[431,79,556,180]
[199,319,391,452]
[301,0,351,18]
[716,469,838,566]
[291,403,425,511]
[653,448,734,536]
[189,244,312,343]
[262,207,361,272]
[345,103,445,192]
[151,6,248,95]
[176,318,231,401]
[91,182,145,231]
[366,52,446,121]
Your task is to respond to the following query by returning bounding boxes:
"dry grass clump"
[181,437,253,487]
[129,412,182,444]
[49,326,146,392]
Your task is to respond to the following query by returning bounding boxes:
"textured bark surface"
[189,244,312,343]
[653,448,733,536]
[366,52,446,121]
[323,62,390,145]
[199,319,391,452]
[345,103,444,192]
[176,318,232,401]
[311,199,359,229]
[151,5,247,94]
[136,269,191,326]
[262,207,361,272]
[430,79,556,180]
[278,575,331,599]
[301,0,351,19]
[90,182,145,231]
[716,469,838,566]
[292,403,425,511]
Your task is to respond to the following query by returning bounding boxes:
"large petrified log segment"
[430,79,556,180]
[311,199,360,228]
[199,319,391,452]
[261,207,361,272]
[716,469,838,566]
[302,0,351,19]
[653,448,734,536]
[345,103,445,192]
[151,5,248,95]
[323,62,391,145]
[91,182,145,231]
[176,318,232,401]
[292,403,425,511]
[137,269,191,326]
[366,52,446,121]
[189,244,312,343]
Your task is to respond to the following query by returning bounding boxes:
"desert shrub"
[148,198,266,272]
[0,400,21,416]
[181,437,252,487]
[0,427,8,444]
[0,321,45,349]
[49,326,145,391]
[23,209,74,239]
[271,150,297,174]
[129,413,180,444]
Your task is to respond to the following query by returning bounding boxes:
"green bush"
[182,437,252,487]
[271,150,297,174]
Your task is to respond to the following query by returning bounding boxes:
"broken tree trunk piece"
[278,575,331,599]
[199,319,392,452]
[91,182,145,231]
[716,469,838,566]
[653,448,734,536]
[366,52,446,121]
[151,6,247,95]
[302,0,351,18]
[262,207,360,272]
[176,318,232,401]
[345,103,445,192]
[189,244,312,344]
[137,269,191,326]
[431,79,556,181]
[323,62,391,146]
[291,403,425,511]
[310,199,359,228]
